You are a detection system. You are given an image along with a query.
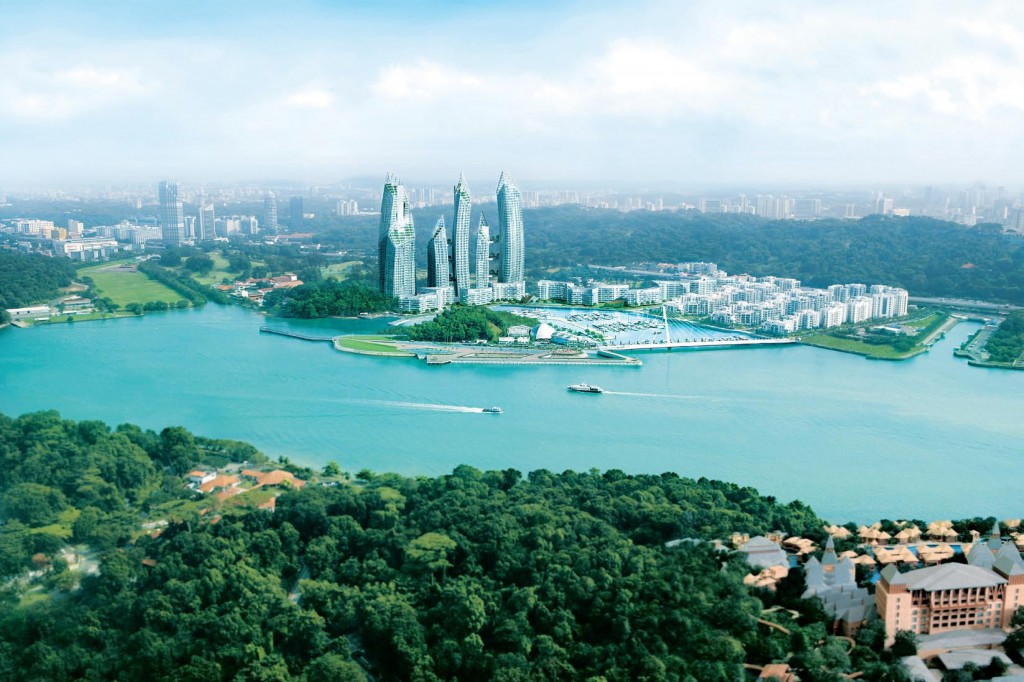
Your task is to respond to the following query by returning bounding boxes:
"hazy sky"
[2,0,1023,187]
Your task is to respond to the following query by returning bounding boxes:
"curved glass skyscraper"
[475,214,491,289]
[496,172,524,283]
[451,173,472,297]
[427,216,450,289]
[378,174,416,299]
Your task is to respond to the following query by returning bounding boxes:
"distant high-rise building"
[475,214,491,289]
[793,198,822,220]
[67,219,84,237]
[378,175,416,299]
[290,196,304,228]
[496,171,525,283]
[241,215,259,236]
[263,193,278,232]
[159,180,186,246]
[427,216,450,289]
[198,204,215,240]
[451,173,472,298]
[184,216,196,239]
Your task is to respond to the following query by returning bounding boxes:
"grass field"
[799,334,919,360]
[323,260,362,280]
[80,261,186,307]
[335,335,412,355]
[188,253,236,286]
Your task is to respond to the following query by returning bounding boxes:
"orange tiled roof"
[198,474,240,493]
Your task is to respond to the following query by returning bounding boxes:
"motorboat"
[567,384,603,394]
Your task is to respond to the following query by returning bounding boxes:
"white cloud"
[286,88,333,109]
[0,58,150,121]
[374,60,484,100]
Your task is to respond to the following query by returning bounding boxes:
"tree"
[406,532,457,583]
[306,654,366,682]
[890,630,918,657]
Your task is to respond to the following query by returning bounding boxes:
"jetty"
[604,337,797,351]
[259,327,336,343]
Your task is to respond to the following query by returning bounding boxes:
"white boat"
[567,384,603,394]
[483,406,503,413]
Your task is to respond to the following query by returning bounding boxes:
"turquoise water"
[1,305,1021,522]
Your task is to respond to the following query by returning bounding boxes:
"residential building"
[496,171,525,284]
[378,175,416,299]
[451,173,472,298]
[475,214,491,290]
[427,216,450,289]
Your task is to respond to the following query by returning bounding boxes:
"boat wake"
[602,391,704,399]
[358,400,485,413]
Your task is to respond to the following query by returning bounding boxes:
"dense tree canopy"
[984,310,1024,363]
[0,251,76,312]
[0,413,913,680]
[403,306,538,342]
[265,279,396,318]
[521,208,1024,303]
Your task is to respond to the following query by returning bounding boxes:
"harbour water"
[1,304,1021,522]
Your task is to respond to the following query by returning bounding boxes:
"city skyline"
[3,1,1024,185]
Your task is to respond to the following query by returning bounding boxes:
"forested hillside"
[0,411,917,681]
[0,251,76,315]
[524,208,1024,303]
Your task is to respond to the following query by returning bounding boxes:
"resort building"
[875,523,1024,647]
[802,536,876,635]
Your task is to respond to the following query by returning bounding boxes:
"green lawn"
[80,262,186,307]
[335,335,412,355]
[323,260,362,280]
[799,333,918,359]
[188,253,236,286]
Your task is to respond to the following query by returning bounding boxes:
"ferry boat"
[483,406,503,414]
[567,383,603,394]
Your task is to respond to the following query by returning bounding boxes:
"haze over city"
[3,0,1024,187]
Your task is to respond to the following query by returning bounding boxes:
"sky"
[2,0,1024,187]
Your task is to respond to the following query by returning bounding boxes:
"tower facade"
[264,193,278,233]
[451,173,472,297]
[475,214,491,289]
[427,216,450,289]
[159,180,185,246]
[378,174,416,299]
[496,172,524,283]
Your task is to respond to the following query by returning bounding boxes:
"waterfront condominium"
[496,171,525,283]
[378,174,417,299]
[475,214,491,289]
[451,172,472,298]
[158,180,186,246]
[427,216,450,289]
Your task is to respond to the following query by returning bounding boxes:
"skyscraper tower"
[496,171,524,283]
[290,196,304,229]
[198,203,215,241]
[475,214,491,289]
[159,180,185,246]
[427,216,450,289]
[451,172,472,298]
[264,193,278,233]
[378,174,416,299]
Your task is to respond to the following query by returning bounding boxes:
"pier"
[259,327,336,343]
[603,337,797,351]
